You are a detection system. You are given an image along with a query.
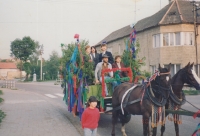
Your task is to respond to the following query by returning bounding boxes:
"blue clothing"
[84,128,97,136]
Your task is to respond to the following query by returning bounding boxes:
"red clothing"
[81,107,100,129]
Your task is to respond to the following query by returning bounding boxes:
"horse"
[160,62,200,136]
[111,64,171,136]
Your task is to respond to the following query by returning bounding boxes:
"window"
[183,32,194,45]
[169,33,174,46]
[163,33,169,46]
[164,64,181,76]
[194,64,200,77]
[153,34,160,47]
[154,32,194,47]
[189,32,193,45]
[175,32,181,45]
[151,65,157,75]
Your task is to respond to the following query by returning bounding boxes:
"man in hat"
[98,41,114,64]
[95,54,117,96]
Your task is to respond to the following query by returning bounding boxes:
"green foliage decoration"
[60,40,94,83]
[122,39,146,81]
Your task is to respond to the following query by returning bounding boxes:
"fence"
[55,78,63,85]
[4,80,16,89]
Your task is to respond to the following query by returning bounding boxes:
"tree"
[43,51,60,80]
[23,62,31,81]
[10,36,37,79]
[28,41,41,64]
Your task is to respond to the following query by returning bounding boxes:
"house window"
[183,32,194,45]
[154,32,194,47]
[153,34,160,47]
[163,33,169,46]
[164,64,181,76]
[169,33,174,46]
[151,65,157,75]
[189,32,193,45]
[194,64,200,77]
[175,32,181,45]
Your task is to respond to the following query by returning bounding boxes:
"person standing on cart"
[95,54,117,96]
[112,55,128,78]
[90,46,99,69]
[98,41,114,64]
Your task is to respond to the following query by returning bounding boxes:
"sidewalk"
[0,88,81,136]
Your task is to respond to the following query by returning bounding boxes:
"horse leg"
[174,122,179,136]
[143,116,149,136]
[160,124,165,136]
[152,127,157,136]
[111,110,119,136]
[121,122,127,136]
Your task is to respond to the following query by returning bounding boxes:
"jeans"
[84,128,97,136]
[100,76,118,95]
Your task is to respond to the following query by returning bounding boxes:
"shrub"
[0,90,5,123]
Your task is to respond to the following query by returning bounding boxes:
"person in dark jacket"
[112,55,127,78]
[98,42,114,64]
[90,46,99,69]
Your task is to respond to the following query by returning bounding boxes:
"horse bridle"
[145,71,171,107]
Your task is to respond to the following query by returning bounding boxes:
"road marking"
[45,94,57,98]
[55,93,64,97]
[5,100,46,104]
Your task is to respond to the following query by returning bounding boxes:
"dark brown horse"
[160,62,200,136]
[111,64,171,136]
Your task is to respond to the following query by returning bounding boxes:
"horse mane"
[171,67,184,84]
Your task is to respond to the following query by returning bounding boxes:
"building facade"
[95,0,200,77]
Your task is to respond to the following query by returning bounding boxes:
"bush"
[0,90,5,123]
[0,110,6,123]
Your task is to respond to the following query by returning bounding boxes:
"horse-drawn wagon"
[61,34,200,136]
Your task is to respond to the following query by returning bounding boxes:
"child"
[81,96,100,136]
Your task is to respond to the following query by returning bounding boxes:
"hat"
[101,41,107,47]
[88,96,98,102]
[102,54,109,58]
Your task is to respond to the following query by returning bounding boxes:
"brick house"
[95,0,200,77]
[0,62,26,79]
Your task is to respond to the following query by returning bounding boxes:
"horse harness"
[105,70,171,113]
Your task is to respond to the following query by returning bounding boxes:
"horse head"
[148,64,171,106]
[151,63,171,90]
[181,62,200,90]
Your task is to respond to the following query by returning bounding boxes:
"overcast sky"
[0,0,170,60]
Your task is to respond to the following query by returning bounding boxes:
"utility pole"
[192,1,199,76]
[40,45,44,80]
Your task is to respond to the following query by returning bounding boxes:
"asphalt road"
[0,80,199,136]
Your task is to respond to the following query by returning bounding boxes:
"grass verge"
[183,90,200,95]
